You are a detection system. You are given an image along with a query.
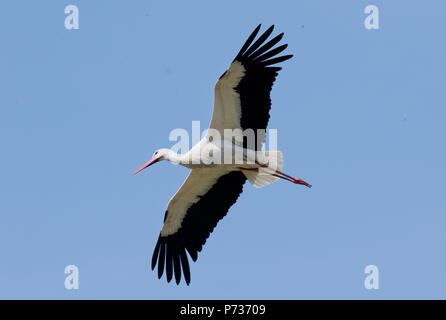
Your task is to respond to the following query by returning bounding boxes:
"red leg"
[240,166,312,188]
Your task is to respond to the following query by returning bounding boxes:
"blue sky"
[1,1,445,299]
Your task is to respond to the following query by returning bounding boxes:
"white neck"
[164,149,187,165]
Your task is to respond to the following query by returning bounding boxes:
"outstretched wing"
[151,169,247,285]
[209,24,293,150]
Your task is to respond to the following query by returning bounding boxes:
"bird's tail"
[242,151,283,188]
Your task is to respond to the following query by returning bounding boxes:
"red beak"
[132,157,160,175]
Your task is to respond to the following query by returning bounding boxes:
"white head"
[132,148,172,175]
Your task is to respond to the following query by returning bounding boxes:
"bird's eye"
[154,151,158,155]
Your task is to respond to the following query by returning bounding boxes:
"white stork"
[133,25,311,285]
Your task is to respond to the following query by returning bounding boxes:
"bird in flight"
[133,24,311,285]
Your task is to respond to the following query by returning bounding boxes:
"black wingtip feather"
[259,54,293,67]
[151,236,161,270]
[249,33,284,61]
[242,25,275,59]
[157,241,165,279]
[252,44,288,64]
[180,247,191,285]
[173,241,182,285]
[186,247,198,262]
[234,24,262,61]
[234,25,292,69]
[166,237,173,283]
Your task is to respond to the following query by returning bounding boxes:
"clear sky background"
[1,1,445,299]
